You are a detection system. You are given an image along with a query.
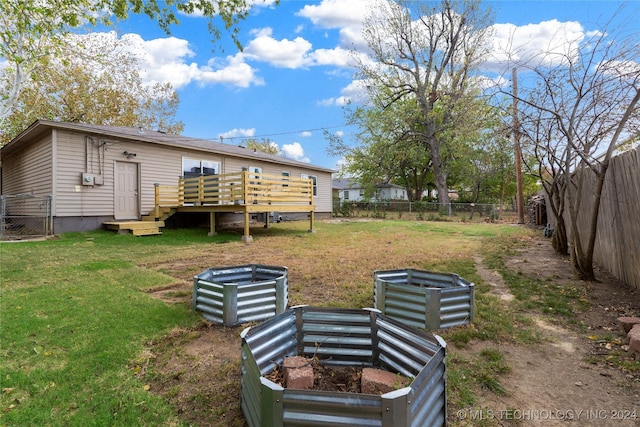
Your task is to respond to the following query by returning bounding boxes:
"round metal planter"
[374,269,475,330]
[193,264,288,326]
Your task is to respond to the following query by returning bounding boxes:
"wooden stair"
[103,220,165,236]
[141,207,176,222]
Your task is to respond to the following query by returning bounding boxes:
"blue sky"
[92,0,636,170]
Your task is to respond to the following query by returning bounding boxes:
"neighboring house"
[333,178,367,203]
[332,178,408,204]
[0,120,334,236]
[375,183,408,201]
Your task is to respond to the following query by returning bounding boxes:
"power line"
[218,124,349,142]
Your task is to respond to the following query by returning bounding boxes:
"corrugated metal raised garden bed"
[193,264,288,326]
[240,306,447,427]
[374,269,475,330]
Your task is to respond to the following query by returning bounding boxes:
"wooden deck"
[145,171,315,241]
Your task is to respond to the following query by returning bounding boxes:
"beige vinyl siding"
[54,131,114,217]
[54,130,225,217]
[49,128,331,218]
[1,133,53,196]
[310,172,332,213]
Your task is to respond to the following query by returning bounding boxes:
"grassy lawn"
[2,219,548,425]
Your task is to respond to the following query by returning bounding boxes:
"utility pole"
[513,68,525,224]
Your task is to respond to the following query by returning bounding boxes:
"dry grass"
[138,218,534,426]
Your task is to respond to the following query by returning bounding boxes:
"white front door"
[114,161,139,220]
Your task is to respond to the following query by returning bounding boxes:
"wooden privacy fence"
[569,147,640,289]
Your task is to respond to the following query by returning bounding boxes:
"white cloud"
[319,79,368,107]
[297,0,369,28]
[300,131,312,137]
[487,19,596,71]
[311,47,354,67]
[243,27,313,68]
[199,53,265,88]
[280,142,311,163]
[220,128,256,139]
[243,27,357,69]
[296,0,371,50]
[73,32,263,89]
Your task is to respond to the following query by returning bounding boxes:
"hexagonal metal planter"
[374,269,475,330]
[193,264,288,326]
[240,306,447,427]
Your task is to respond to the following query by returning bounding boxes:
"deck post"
[309,210,315,233]
[154,183,160,218]
[264,211,270,228]
[242,209,253,243]
[208,211,216,236]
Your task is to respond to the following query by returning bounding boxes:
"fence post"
[46,195,52,236]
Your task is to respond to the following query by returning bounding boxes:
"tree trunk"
[428,138,451,213]
[551,218,568,255]
[570,243,596,281]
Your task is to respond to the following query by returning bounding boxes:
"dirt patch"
[138,322,246,427]
[145,282,192,304]
[466,237,640,426]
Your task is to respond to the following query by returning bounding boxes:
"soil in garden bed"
[266,361,364,393]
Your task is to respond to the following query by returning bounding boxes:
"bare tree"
[509,10,640,280]
[353,0,494,211]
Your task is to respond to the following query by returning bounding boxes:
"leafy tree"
[0,0,276,128]
[328,93,432,202]
[1,34,183,144]
[242,138,279,155]
[353,0,494,210]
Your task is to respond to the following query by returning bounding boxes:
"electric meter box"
[81,172,94,186]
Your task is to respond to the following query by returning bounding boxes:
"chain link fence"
[1,195,53,240]
[333,199,518,222]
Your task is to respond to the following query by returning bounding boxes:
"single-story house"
[1,120,334,240]
[333,178,408,204]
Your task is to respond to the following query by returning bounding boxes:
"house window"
[344,190,350,200]
[301,174,317,196]
[282,171,290,186]
[183,158,219,177]
[248,166,262,184]
[359,189,365,197]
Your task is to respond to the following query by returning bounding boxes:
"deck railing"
[154,171,313,212]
